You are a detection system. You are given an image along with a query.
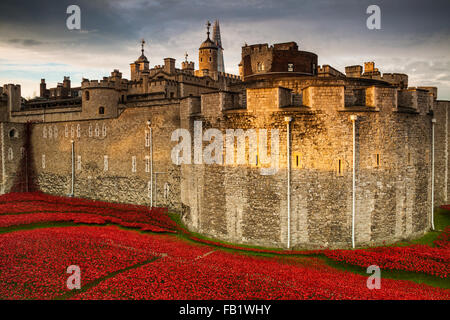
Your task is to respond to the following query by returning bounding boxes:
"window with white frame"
[95,124,100,137]
[65,125,68,138]
[7,148,13,161]
[76,124,81,138]
[53,125,58,138]
[131,156,137,172]
[48,126,53,139]
[43,126,47,138]
[104,155,109,172]
[147,181,152,199]
[164,183,170,199]
[77,155,82,171]
[42,154,46,169]
[145,155,150,172]
[88,125,93,137]
[288,63,294,72]
[145,130,150,147]
[71,125,75,138]
[102,124,107,137]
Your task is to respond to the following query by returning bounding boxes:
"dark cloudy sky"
[0,0,449,99]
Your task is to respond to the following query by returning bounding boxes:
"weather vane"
[141,38,145,55]
[206,21,211,38]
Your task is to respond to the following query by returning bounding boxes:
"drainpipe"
[350,115,358,249]
[69,140,74,197]
[147,120,153,207]
[431,118,436,230]
[284,116,292,249]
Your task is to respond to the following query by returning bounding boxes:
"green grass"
[319,256,450,289]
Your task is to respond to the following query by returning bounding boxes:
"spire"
[184,51,189,62]
[212,20,223,49]
[206,21,211,39]
[213,20,225,73]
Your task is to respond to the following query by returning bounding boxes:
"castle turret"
[63,76,71,90]
[198,21,218,76]
[5,84,21,112]
[130,39,149,81]
[40,79,47,98]
[164,58,176,74]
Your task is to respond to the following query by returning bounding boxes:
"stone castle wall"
[179,85,441,249]
[0,76,448,249]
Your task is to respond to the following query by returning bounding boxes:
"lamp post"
[147,120,153,207]
[284,116,292,249]
[69,139,74,197]
[431,118,436,230]
[350,115,358,249]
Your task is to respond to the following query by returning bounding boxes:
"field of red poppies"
[0,192,449,300]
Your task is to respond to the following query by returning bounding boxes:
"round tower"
[198,21,218,75]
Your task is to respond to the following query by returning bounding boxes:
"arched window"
[9,129,18,138]
[99,107,105,115]
[84,91,90,101]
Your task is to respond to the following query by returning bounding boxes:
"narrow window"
[131,156,137,173]
[102,124,107,137]
[85,91,90,101]
[99,107,105,115]
[48,126,52,139]
[374,153,381,168]
[288,63,294,72]
[71,125,75,138]
[89,125,93,137]
[292,152,302,169]
[43,126,47,138]
[164,183,170,199]
[95,124,100,137]
[53,125,58,138]
[104,155,109,172]
[65,125,68,138]
[7,148,13,161]
[145,156,150,173]
[336,158,344,176]
[42,154,46,169]
[145,130,150,147]
[77,155,82,171]
[21,147,25,158]
[147,181,152,199]
[76,124,81,138]
[407,152,413,166]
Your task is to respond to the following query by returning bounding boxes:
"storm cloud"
[0,0,449,99]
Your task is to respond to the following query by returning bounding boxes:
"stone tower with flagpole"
[212,20,225,73]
